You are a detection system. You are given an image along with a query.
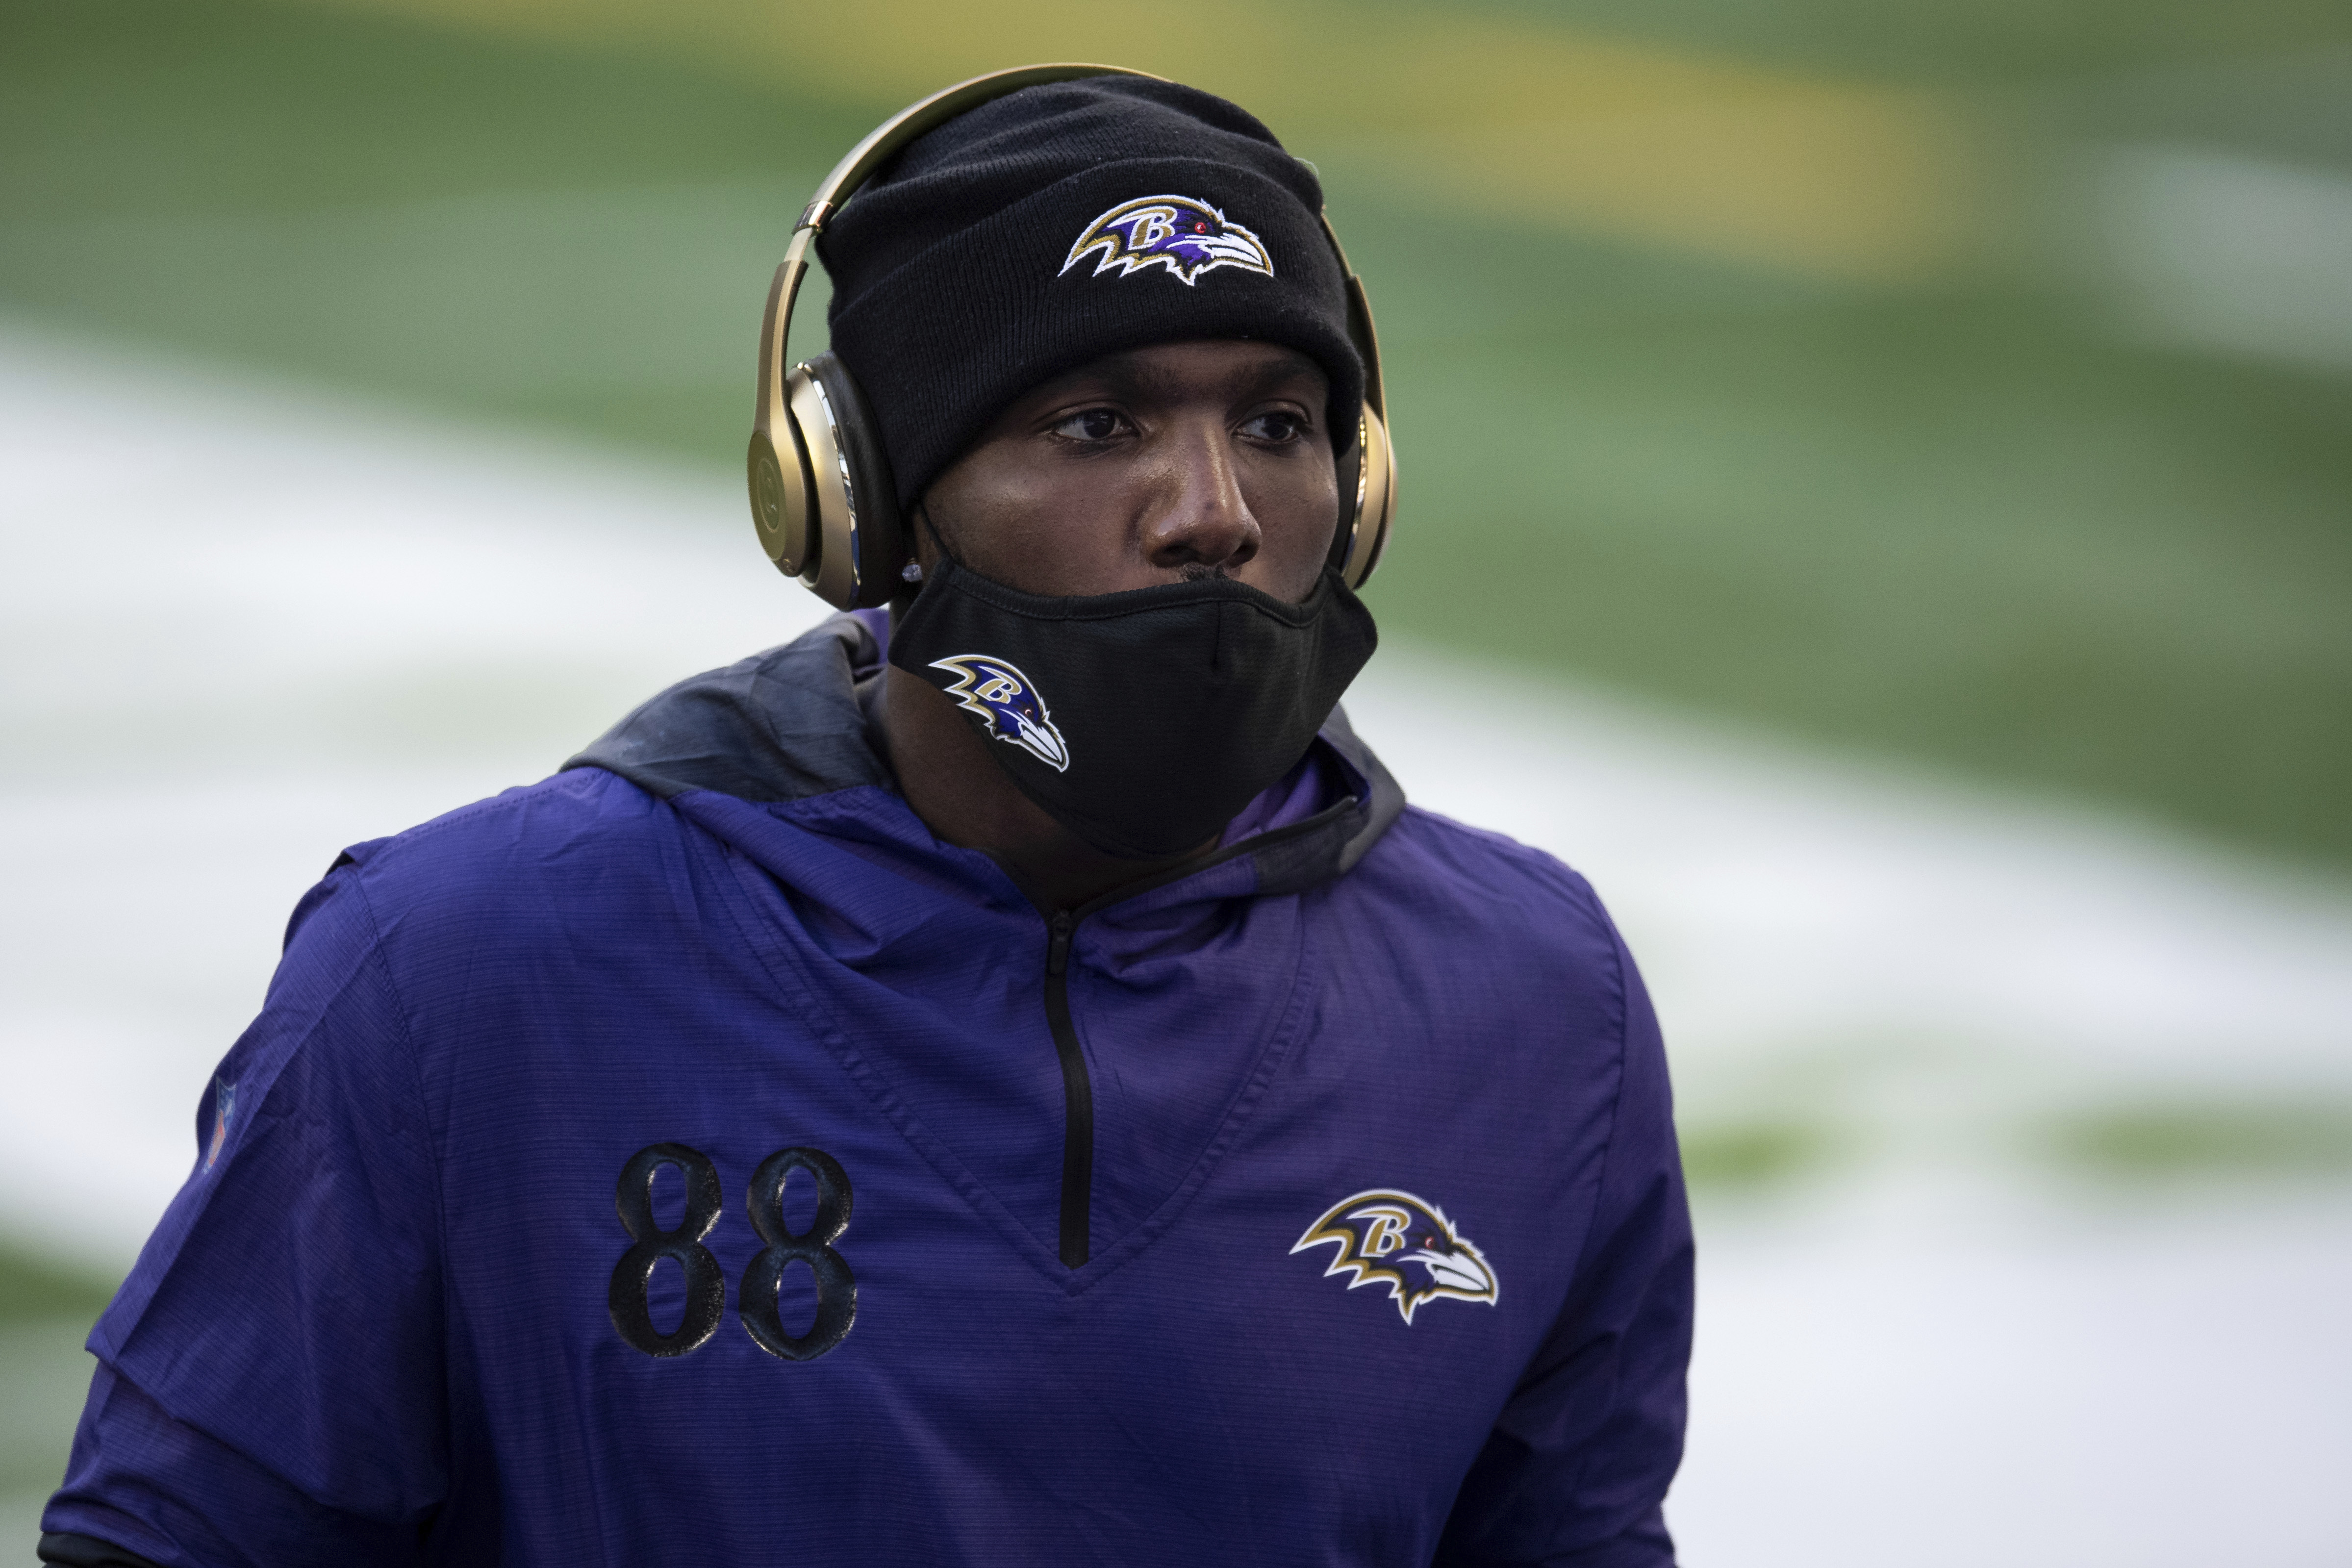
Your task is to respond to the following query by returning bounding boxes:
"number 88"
[608,1142,857,1361]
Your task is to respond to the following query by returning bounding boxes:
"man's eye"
[1051,408,1127,442]
[1241,411,1308,443]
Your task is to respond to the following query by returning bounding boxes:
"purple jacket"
[46,612,1690,1568]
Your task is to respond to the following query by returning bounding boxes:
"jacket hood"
[564,610,1404,905]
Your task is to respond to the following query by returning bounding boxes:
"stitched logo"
[1292,1189,1499,1325]
[203,1077,238,1172]
[1061,195,1274,287]
[928,654,1071,772]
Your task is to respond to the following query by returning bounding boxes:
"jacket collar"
[566,612,1403,900]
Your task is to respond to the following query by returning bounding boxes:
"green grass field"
[6,0,2350,863]
[0,1243,112,1532]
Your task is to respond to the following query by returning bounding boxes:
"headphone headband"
[802,65,1153,239]
[750,64,1396,607]
[759,67,1152,460]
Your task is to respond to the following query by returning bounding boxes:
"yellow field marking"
[272,0,1982,278]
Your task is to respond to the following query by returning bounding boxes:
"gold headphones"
[747,63,1397,611]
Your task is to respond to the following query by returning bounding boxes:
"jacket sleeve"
[40,856,453,1566]
[1436,925,1694,1568]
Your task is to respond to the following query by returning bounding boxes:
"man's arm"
[41,854,453,1565]
[1437,925,1694,1567]
[39,1526,163,1568]
[39,1366,411,1568]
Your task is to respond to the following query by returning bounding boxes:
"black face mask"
[888,554,1378,861]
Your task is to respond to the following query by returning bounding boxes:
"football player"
[42,73,1692,1568]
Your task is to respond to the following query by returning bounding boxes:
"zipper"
[1043,910,1094,1268]
[1021,790,1371,1273]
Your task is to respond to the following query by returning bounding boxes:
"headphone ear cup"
[783,361,839,598]
[1328,406,1396,590]
[747,419,815,581]
[787,352,906,611]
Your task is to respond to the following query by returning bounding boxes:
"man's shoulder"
[254,765,764,1065]
[1361,803,1608,926]
[313,765,694,943]
[1337,800,1626,986]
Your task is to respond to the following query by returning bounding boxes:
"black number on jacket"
[741,1147,859,1361]
[608,1142,727,1357]
[607,1143,858,1361]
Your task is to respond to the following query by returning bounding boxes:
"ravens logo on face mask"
[927,653,1072,772]
[1291,1189,1500,1325]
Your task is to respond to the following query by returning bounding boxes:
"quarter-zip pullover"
[45,613,1692,1568]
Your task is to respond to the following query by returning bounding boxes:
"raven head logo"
[1291,1189,1499,1325]
[1060,195,1275,287]
[927,654,1070,772]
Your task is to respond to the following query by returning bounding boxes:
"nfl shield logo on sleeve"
[203,1077,238,1173]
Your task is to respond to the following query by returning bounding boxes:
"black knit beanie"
[818,77,1364,512]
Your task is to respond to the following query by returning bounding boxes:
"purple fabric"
[45,651,1691,1567]
[1218,743,1346,846]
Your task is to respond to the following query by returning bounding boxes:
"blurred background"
[3,0,2350,1559]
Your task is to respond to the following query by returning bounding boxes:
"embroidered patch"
[1291,1189,1500,1325]
[203,1077,238,1172]
[928,654,1071,772]
[1060,195,1274,287]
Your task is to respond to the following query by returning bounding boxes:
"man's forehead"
[1031,341,1328,403]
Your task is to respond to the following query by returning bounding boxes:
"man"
[42,75,1691,1567]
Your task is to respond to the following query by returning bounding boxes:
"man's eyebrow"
[1057,347,1327,407]
[1223,349,1328,403]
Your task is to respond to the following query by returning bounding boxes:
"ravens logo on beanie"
[817,76,1366,513]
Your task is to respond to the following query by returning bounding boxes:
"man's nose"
[1141,420,1259,575]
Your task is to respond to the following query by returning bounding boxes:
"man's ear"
[883,501,944,617]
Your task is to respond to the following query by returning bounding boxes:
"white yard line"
[3,323,2348,1565]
